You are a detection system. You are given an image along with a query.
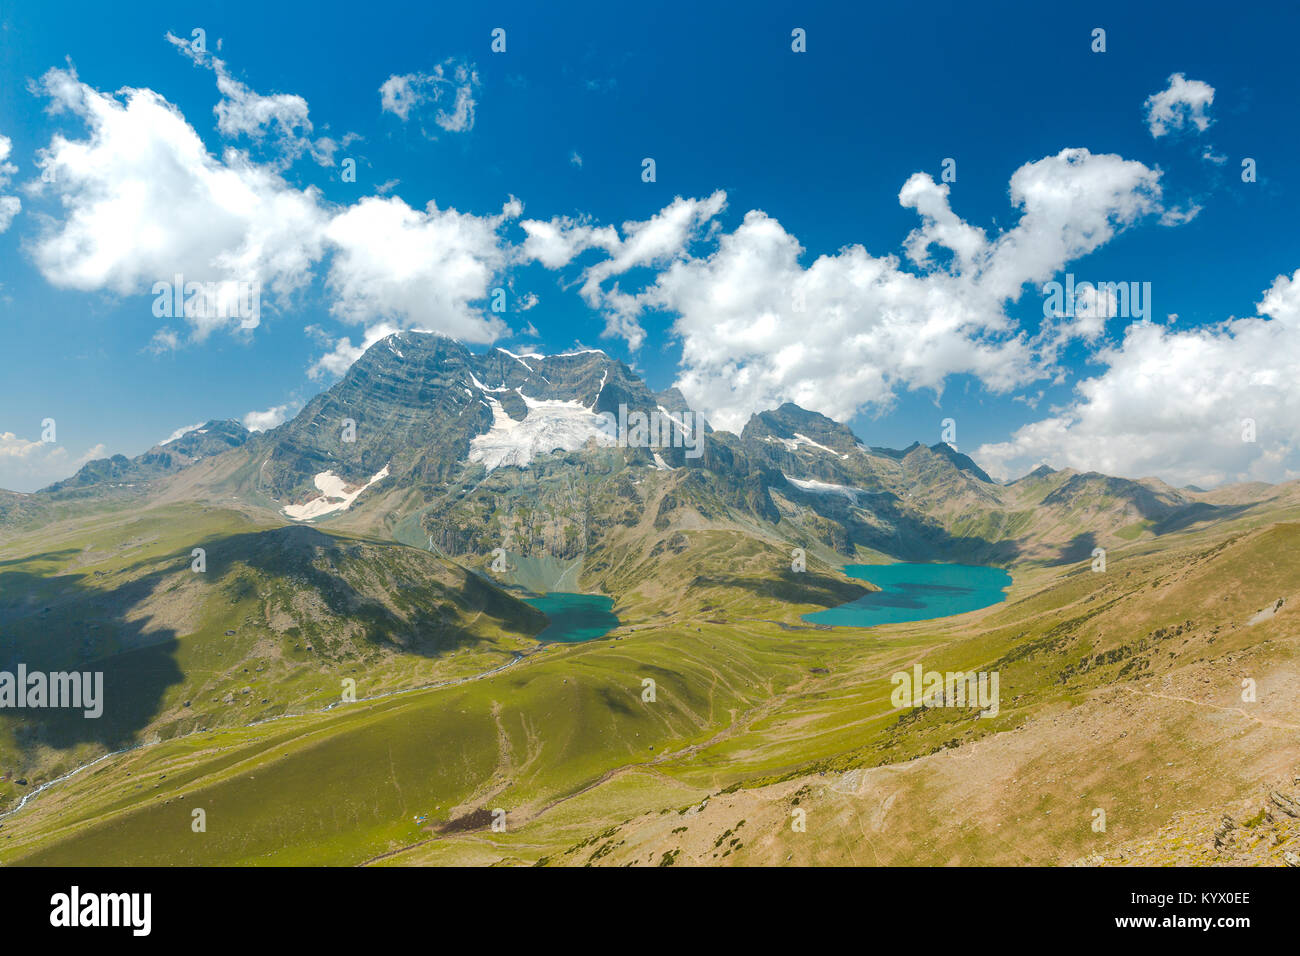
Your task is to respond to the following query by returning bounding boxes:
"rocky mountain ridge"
[5,330,1292,577]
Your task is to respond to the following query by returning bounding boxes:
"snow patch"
[467,372,512,394]
[469,394,615,471]
[783,473,862,501]
[283,465,391,521]
[795,433,849,458]
[496,347,536,372]
[766,432,849,459]
[656,405,689,431]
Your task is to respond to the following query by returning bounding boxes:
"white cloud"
[0,433,107,493]
[25,66,516,359]
[146,326,181,354]
[570,151,583,168]
[1036,281,1121,359]
[969,149,1163,300]
[322,194,518,348]
[160,421,204,445]
[166,32,334,166]
[978,269,1300,488]
[582,193,728,290]
[378,74,419,120]
[308,321,402,379]
[518,215,619,269]
[1159,203,1202,226]
[549,149,1167,432]
[379,59,479,132]
[1144,73,1215,138]
[28,65,329,340]
[656,210,1032,431]
[520,192,727,348]
[0,197,18,233]
[214,71,310,146]
[242,403,294,432]
[24,59,1245,488]
[0,134,20,232]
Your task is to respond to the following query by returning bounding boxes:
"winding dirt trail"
[1124,687,1300,731]
[0,651,530,823]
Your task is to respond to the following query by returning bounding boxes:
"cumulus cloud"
[159,421,205,445]
[0,134,20,232]
[1159,203,1202,226]
[22,58,1233,478]
[307,321,403,379]
[0,433,107,493]
[1144,73,1215,138]
[24,65,516,361]
[965,149,1163,299]
[543,149,1168,432]
[978,270,1300,487]
[518,215,618,270]
[379,59,479,132]
[146,326,181,354]
[520,192,727,348]
[320,195,519,350]
[0,197,17,233]
[27,65,329,340]
[655,210,1031,431]
[166,32,337,166]
[242,403,294,432]
[1034,280,1127,366]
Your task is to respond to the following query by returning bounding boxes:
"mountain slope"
[0,501,546,804]
[5,512,1296,866]
[11,330,1290,588]
[4,331,1300,866]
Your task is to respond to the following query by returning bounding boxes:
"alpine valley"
[1,330,1297,866]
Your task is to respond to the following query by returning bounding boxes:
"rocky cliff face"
[251,332,692,505]
[43,419,251,497]
[13,331,1251,574]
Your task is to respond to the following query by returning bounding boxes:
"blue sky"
[3,0,1300,492]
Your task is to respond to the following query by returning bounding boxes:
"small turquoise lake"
[524,592,620,643]
[802,563,1012,628]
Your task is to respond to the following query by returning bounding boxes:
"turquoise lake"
[802,563,1012,628]
[524,592,620,643]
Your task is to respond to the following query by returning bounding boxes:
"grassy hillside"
[4,399,1300,865]
[0,503,546,811]
[3,507,1296,865]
